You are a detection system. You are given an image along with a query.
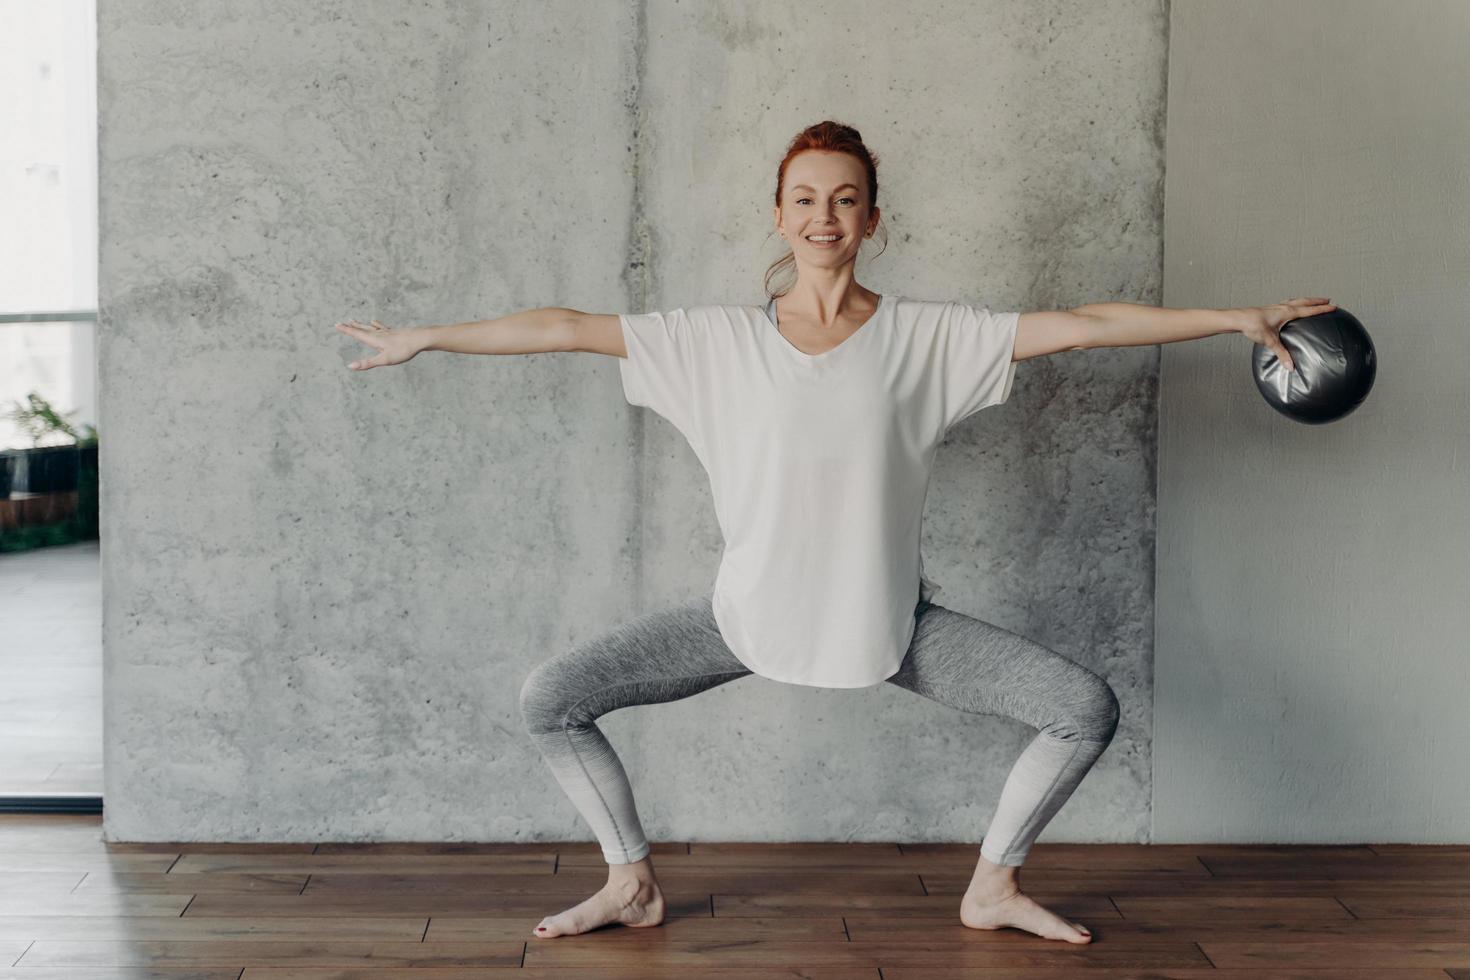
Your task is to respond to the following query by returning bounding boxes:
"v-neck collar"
[762,293,889,364]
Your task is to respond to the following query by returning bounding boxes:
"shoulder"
[889,296,972,328]
[631,303,756,325]
[685,303,759,324]
[621,304,757,346]
[895,296,994,316]
[899,297,1017,328]
[888,296,968,317]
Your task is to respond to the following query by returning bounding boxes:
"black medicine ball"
[1251,307,1376,425]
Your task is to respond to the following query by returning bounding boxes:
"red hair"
[764,120,888,298]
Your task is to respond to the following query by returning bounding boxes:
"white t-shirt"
[617,293,1019,688]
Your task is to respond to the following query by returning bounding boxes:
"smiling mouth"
[805,234,843,245]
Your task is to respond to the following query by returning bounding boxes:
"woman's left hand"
[1235,297,1337,373]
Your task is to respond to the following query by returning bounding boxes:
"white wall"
[1156,0,1470,843]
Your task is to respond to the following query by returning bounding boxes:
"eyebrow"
[790,183,858,193]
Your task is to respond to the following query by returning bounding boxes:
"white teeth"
[808,235,840,242]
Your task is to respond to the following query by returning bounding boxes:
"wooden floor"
[2,814,1468,978]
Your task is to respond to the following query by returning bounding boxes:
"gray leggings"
[518,594,1119,868]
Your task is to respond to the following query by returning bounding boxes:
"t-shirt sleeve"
[617,308,703,447]
[934,301,1020,431]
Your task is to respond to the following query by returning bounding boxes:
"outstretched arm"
[416,308,580,356]
[334,308,625,371]
[1065,297,1337,371]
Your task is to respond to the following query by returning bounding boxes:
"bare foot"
[960,884,1093,944]
[532,876,666,938]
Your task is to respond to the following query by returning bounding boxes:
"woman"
[334,120,1331,945]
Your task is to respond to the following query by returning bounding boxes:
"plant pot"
[14,445,81,494]
[74,444,99,539]
[0,444,99,549]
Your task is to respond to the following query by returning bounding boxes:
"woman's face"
[773,150,878,270]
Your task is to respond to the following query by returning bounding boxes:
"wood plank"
[169,854,552,875]
[17,939,523,969]
[574,853,923,872]
[73,872,306,894]
[297,869,927,897]
[101,844,317,855]
[713,893,1122,917]
[917,870,1470,896]
[1342,895,1470,917]
[897,841,1374,860]
[1110,895,1356,921]
[0,816,118,854]
[1370,844,1470,856]
[849,913,1470,942]
[0,893,190,916]
[881,971,1449,979]
[598,841,906,870]
[896,841,1220,871]
[425,913,843,941]
[238,971,870,980]
[313,842,569,856]
[184,890,714,917]
[0,915,426,942]
[1201,940,1470,969]
[0,872,86,895]
[0,854,175,873]
[1201,852,1470,877]
[0,970,238,980]
[0,815,307,857]
[521,936,1212,969]
[563,841,1191,874]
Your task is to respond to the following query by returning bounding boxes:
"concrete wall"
[1156,0,1470,842]
[100,0,1165,845]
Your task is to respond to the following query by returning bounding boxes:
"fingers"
[335,320,386,371]
[1272,298,1335,373]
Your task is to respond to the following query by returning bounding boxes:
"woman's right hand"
[334,319,424,371]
